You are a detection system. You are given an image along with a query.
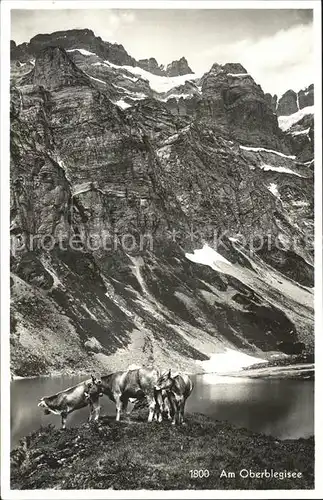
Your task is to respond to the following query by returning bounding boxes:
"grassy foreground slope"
[11,410,314,490]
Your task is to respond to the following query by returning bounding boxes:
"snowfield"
[103,59,202,93]
[198,347,267,374]
[278,106,314,131]
[113,99,131,109]
[185,244,232,273]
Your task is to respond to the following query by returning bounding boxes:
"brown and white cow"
[100,367,160,422]
[37,375,103,429]
[155,370,193,425]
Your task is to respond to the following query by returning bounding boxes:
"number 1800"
[189,469,210,479]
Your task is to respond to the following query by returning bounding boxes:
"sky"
[10,8,314,96]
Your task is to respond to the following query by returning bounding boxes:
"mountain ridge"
[11,28,194,78]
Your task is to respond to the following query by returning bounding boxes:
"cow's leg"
[115,394,122,422]
[154,391,163,423]
[179,399,185,425]
[89,400,101,422]
[92,401,101,422]
[146,394,156,423]
[172,399,181,426]
[61,411,68,430]
[164,396,172,421]
[167,393,177,425]
[121,395,129,418]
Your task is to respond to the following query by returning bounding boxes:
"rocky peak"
[276,89,298,116]
[26,46,92,91]
[207,62,248,77]
[222,62,248,74]
[11,28,196,79]
[30,28,95,44]
[165,57,193,76]
[274,85,314,117]
[138,56,194,77]
[137,57,164,75]
[11,28,136,67]
[265,93,278,113]
[298,84,314,109]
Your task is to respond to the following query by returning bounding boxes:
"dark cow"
[155,370,193,425]
[100,367,159,422]
[37,375,103,429]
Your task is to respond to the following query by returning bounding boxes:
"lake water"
[10,373,314,449]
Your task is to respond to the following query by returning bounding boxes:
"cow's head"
[38,398,51,415]
[84,375,103,403]
[91,374,103,396]
[155,369,174,391]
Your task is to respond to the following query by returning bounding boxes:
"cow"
[100,367,159,422]
[37,375,103,429]
[155,370,193,425]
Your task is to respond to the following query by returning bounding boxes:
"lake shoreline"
[10,410,314,491]
[11,360,314,382]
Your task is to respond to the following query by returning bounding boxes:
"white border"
[1,1,322,499]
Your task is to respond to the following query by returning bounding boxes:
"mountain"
[11,29,193,78]
[10,29,314,377]
[265,85,314,163]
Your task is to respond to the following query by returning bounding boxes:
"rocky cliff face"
[267,84,314,117]
[267,85,314,164]
[10,30,314,376]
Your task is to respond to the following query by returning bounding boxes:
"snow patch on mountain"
[227,73,250,77]
[292,200,309,207]
[197,348,267,374]
[112,85,147,100]
[163,93,194,101]
[185,244,232,273]
[260,164,303,177]
[114,99,131,110]
[67,48,97,57]
[240,145,296,160]
[122,74,139,82]
[86,74,107,85]
[103,59,201,93]
[267,183,280,198]
[291,127,310,136]
[278,105,314,131]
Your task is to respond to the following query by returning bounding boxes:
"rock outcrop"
[277,89,299,116]
[166,57,193,76]
[137,57,164,75]
[267,84,314,117]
